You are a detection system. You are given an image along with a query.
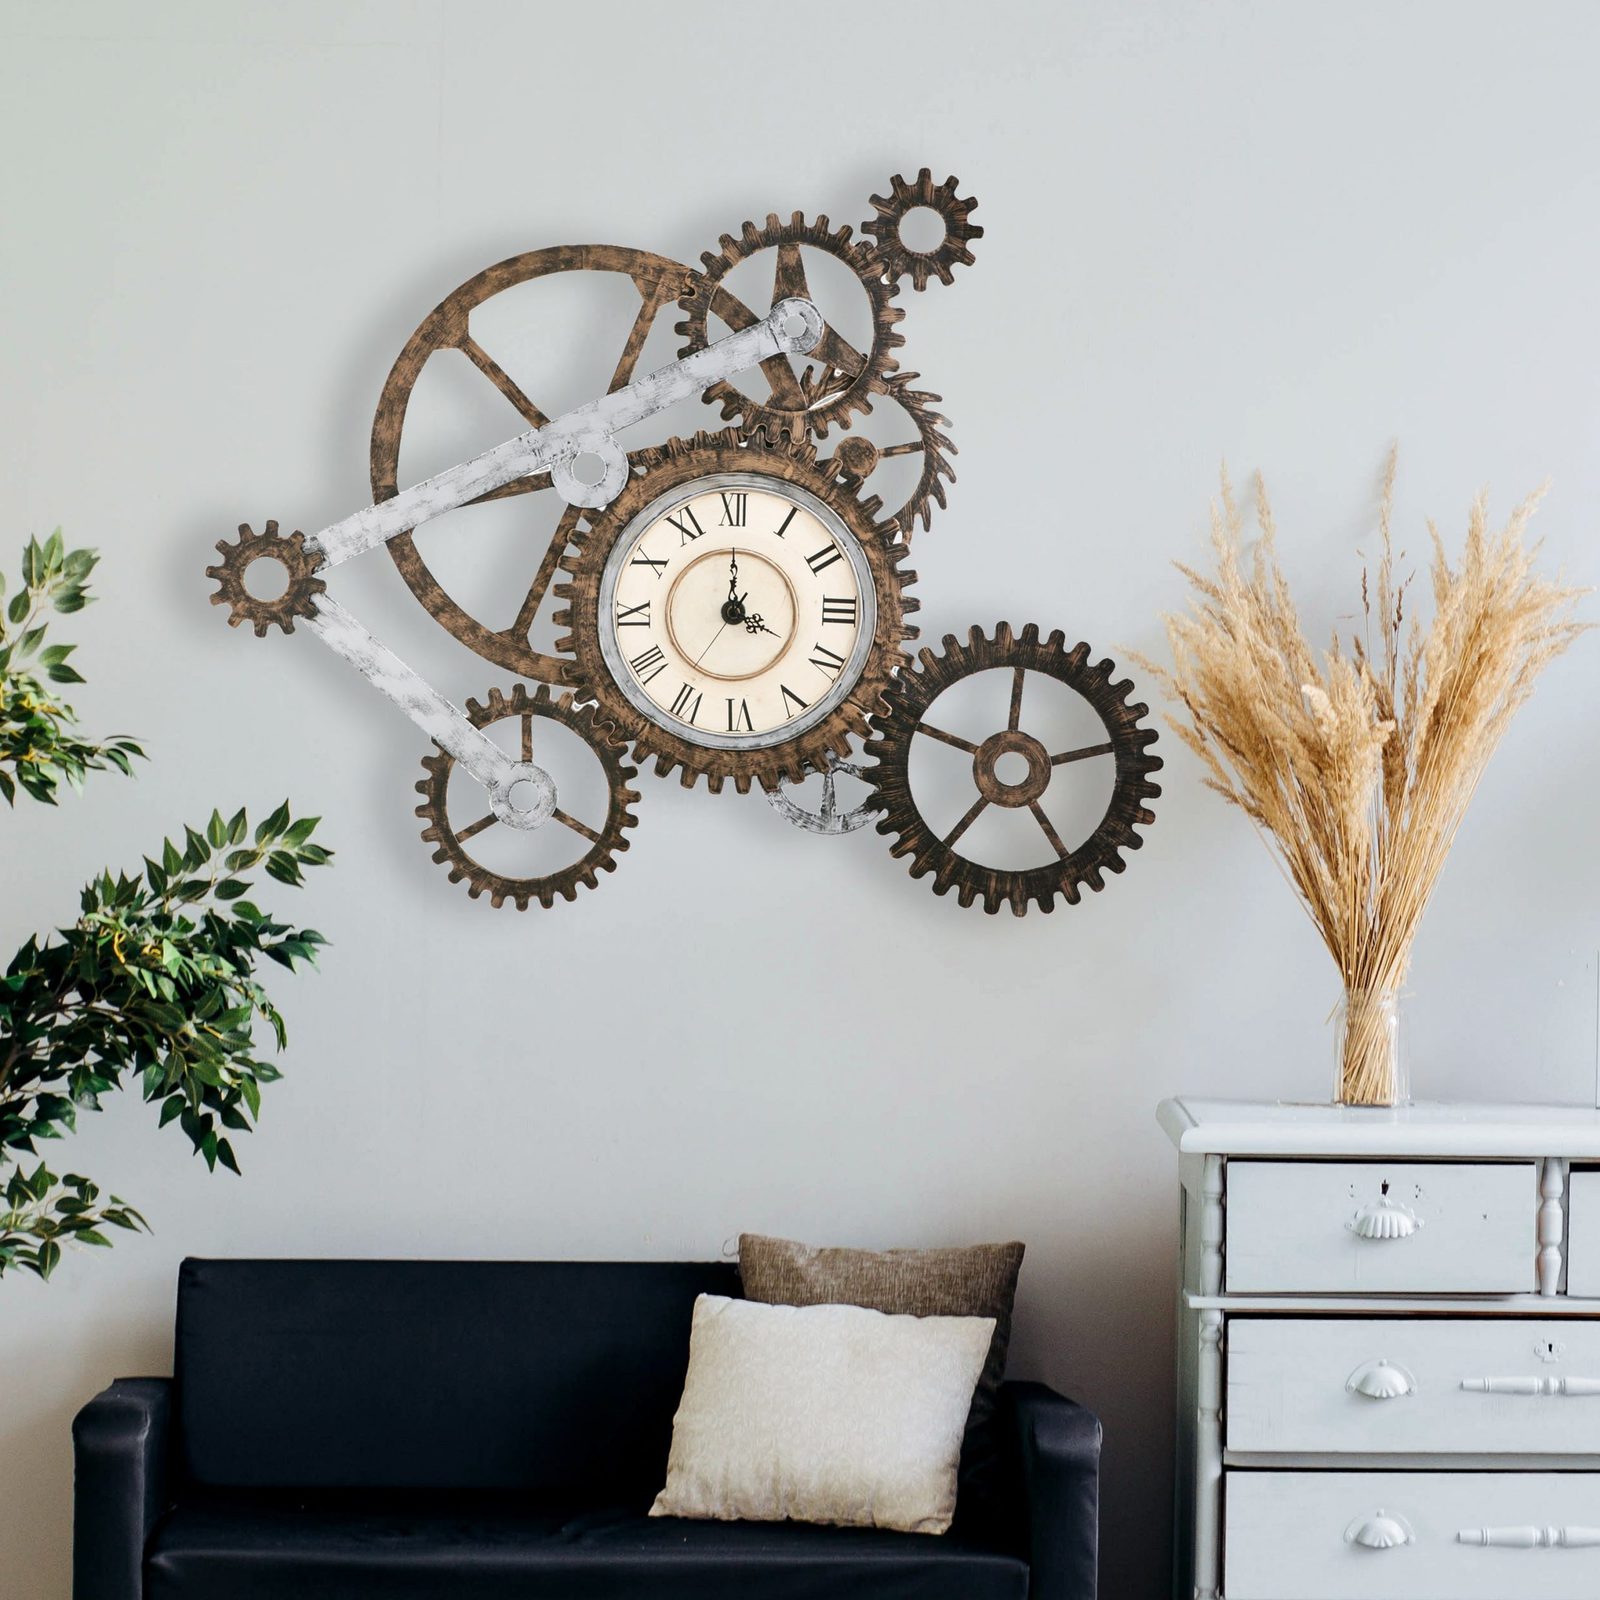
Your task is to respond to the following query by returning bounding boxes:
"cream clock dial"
[597,473,875,750]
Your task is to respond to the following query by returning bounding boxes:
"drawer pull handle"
[1348,1197,1423,1239]
[1458,1526,1600,1548]
[1346,1510,1413,1549]
[1461,1376,1600,1396]
[1347,1358,1416,1399]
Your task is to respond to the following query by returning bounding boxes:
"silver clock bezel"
[596,470,878,752]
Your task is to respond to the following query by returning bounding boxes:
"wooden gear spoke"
[553,808,602,844]
[1029,801,1070,859]
[944,794,989,848]
[458,333,551,429]
[916,722,981,755]
[455,812,498,843]
[1008,666,1026,732]
[1051,740,1116,765]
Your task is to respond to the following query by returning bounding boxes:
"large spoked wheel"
[370,245,693,683]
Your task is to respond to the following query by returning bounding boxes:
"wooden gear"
[862,623,1162,915]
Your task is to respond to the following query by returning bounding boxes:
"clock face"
[597,472,878,750]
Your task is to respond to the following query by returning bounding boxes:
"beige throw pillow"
[649,1294,995,1535]
[738,1233,1025,1497]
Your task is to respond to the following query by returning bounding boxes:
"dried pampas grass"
[1139,452,1588,1104]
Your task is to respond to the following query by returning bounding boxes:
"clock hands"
[225,299,823,830]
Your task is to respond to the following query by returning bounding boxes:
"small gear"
[863,624,1162,916]
[553,428,918,795]
[861,169,983,292]
[206,521,325,637]
[675,212,905,439]
[824,371,956,541]
[765,753,881,836]
[414,683,640,910]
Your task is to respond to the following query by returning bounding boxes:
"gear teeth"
[862,623,1161,915]
[414,682,640,911]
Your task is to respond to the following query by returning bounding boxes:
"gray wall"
[4,2,1599,1594]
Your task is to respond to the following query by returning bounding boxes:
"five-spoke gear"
[414,683,640,910]
[862,623,1162,915]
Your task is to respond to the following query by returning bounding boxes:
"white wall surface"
[4,3,1599,1595]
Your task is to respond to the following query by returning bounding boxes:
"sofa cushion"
[650,1296,993,1534]
[738,1234,1025,1497]
[174,1258,739,1492]
[144,1493,1030,1600]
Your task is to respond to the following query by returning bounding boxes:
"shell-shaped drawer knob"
[1346,1358,1416,1400]
[1349,1197,1423,1240]
[1345,1510,1414,1550]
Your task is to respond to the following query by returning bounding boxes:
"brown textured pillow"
[738,1234,1025,1501]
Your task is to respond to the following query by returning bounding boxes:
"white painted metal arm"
[304,596,554,829]
[304,297,822,570]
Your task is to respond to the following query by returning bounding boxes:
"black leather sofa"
[73,1258,1100,1599]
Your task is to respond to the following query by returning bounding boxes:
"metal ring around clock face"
[595,471,879,753]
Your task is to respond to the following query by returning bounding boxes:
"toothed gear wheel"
[863,624,1162,916]
[414,683,640,910]
[205,521,325,637]
[553,428,918,795]
[861,169,983,292]
[675,211,905,439]
[825,371,956,542]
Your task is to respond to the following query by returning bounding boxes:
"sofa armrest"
[73,1378,174,1600]
[1000,1380,1102,1600]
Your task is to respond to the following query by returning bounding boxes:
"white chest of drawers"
[1160,1098,1600,1600]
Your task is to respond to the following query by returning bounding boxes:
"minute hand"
[305,296,823,571]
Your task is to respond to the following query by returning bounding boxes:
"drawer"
[1228,1318,1600,1456]
[1225,1161,1536,1294]
[1567,1169,1600,1297]
[1226,1470,1600,1600]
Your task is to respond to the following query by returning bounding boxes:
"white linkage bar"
[304,298,822,570]
[287,298,823,825]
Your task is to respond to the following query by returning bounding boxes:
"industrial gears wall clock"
[209,169,1161,915]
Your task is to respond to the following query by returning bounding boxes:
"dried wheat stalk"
[1138,452,1588,1103]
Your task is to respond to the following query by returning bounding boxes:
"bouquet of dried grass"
[1140,454,1587,1104]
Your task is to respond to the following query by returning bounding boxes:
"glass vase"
[1333,985,1408,1107]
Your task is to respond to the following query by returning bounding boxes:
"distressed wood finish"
[1162,1101,1600,1600]
[1228,1318,1600,1457]
[1225,1160,1538,1295]
[863,624,1163,915]
[1227,1471,1600,1600]
[370,245,697,684]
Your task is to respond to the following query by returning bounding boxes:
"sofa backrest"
[174,1257,740,1493]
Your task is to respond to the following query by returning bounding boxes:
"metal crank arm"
[304,596,556,830]
[304,296,823,571]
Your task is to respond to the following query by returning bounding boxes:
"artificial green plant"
[0,531,331,1280]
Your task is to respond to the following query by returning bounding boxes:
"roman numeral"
[773,507,798,540]
[821,595,857,626]
[809,641,847,677]
[718,492,747,527]
[726,698,754,733]
[615,599,651,627]
[665,506,706,545]
[779,684,809,717]
[630,551,667,579]
[806,542,844,575]
[668,683,703,723]
[629,644,667,685]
